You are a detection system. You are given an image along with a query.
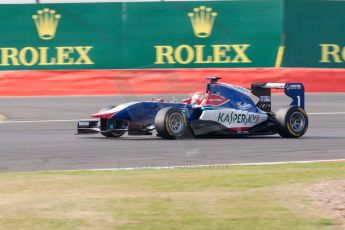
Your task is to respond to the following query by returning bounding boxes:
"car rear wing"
[251,83,305,112]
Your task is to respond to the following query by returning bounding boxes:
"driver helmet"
[191,92,206,105]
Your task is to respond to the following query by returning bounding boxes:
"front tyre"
[101,130,126,138]
[275,106,308,138]
[100,119,127,138]
[155,107,191,139]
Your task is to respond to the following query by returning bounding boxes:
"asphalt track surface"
[0,93,344,172]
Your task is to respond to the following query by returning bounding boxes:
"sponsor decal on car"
[200,108,268,129]
[286,84,302,90]
[259,96,271,102]
[217,111,259,126]
[236,102,252,110]
[78,121,90,127]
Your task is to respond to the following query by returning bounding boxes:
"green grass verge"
[0,162,344,230]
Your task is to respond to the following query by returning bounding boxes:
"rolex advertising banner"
[284,0,345,68]
[0,1,283,70]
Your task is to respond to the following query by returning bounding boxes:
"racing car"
[77,77,308,139]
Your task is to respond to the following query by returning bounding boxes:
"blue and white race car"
[77,77,308,139]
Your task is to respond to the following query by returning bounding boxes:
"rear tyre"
[155,107,191,139]
[275,106,308,138]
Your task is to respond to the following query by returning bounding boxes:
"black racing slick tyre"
[155,107,191,139]
[275,106,308,138]
[101,130,126,138]
[100,120,127,138]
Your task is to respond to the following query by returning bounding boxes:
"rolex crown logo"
[188,6,217,38]
[32,8,61,40]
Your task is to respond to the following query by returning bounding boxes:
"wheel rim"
[111,131,125,136]
[289,112,305,133]
[168,112,184,134]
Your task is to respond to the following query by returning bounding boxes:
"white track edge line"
[2,119,81,123]
[88,159,345,171]
[16,158,345,174]
[309,112,345,115]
